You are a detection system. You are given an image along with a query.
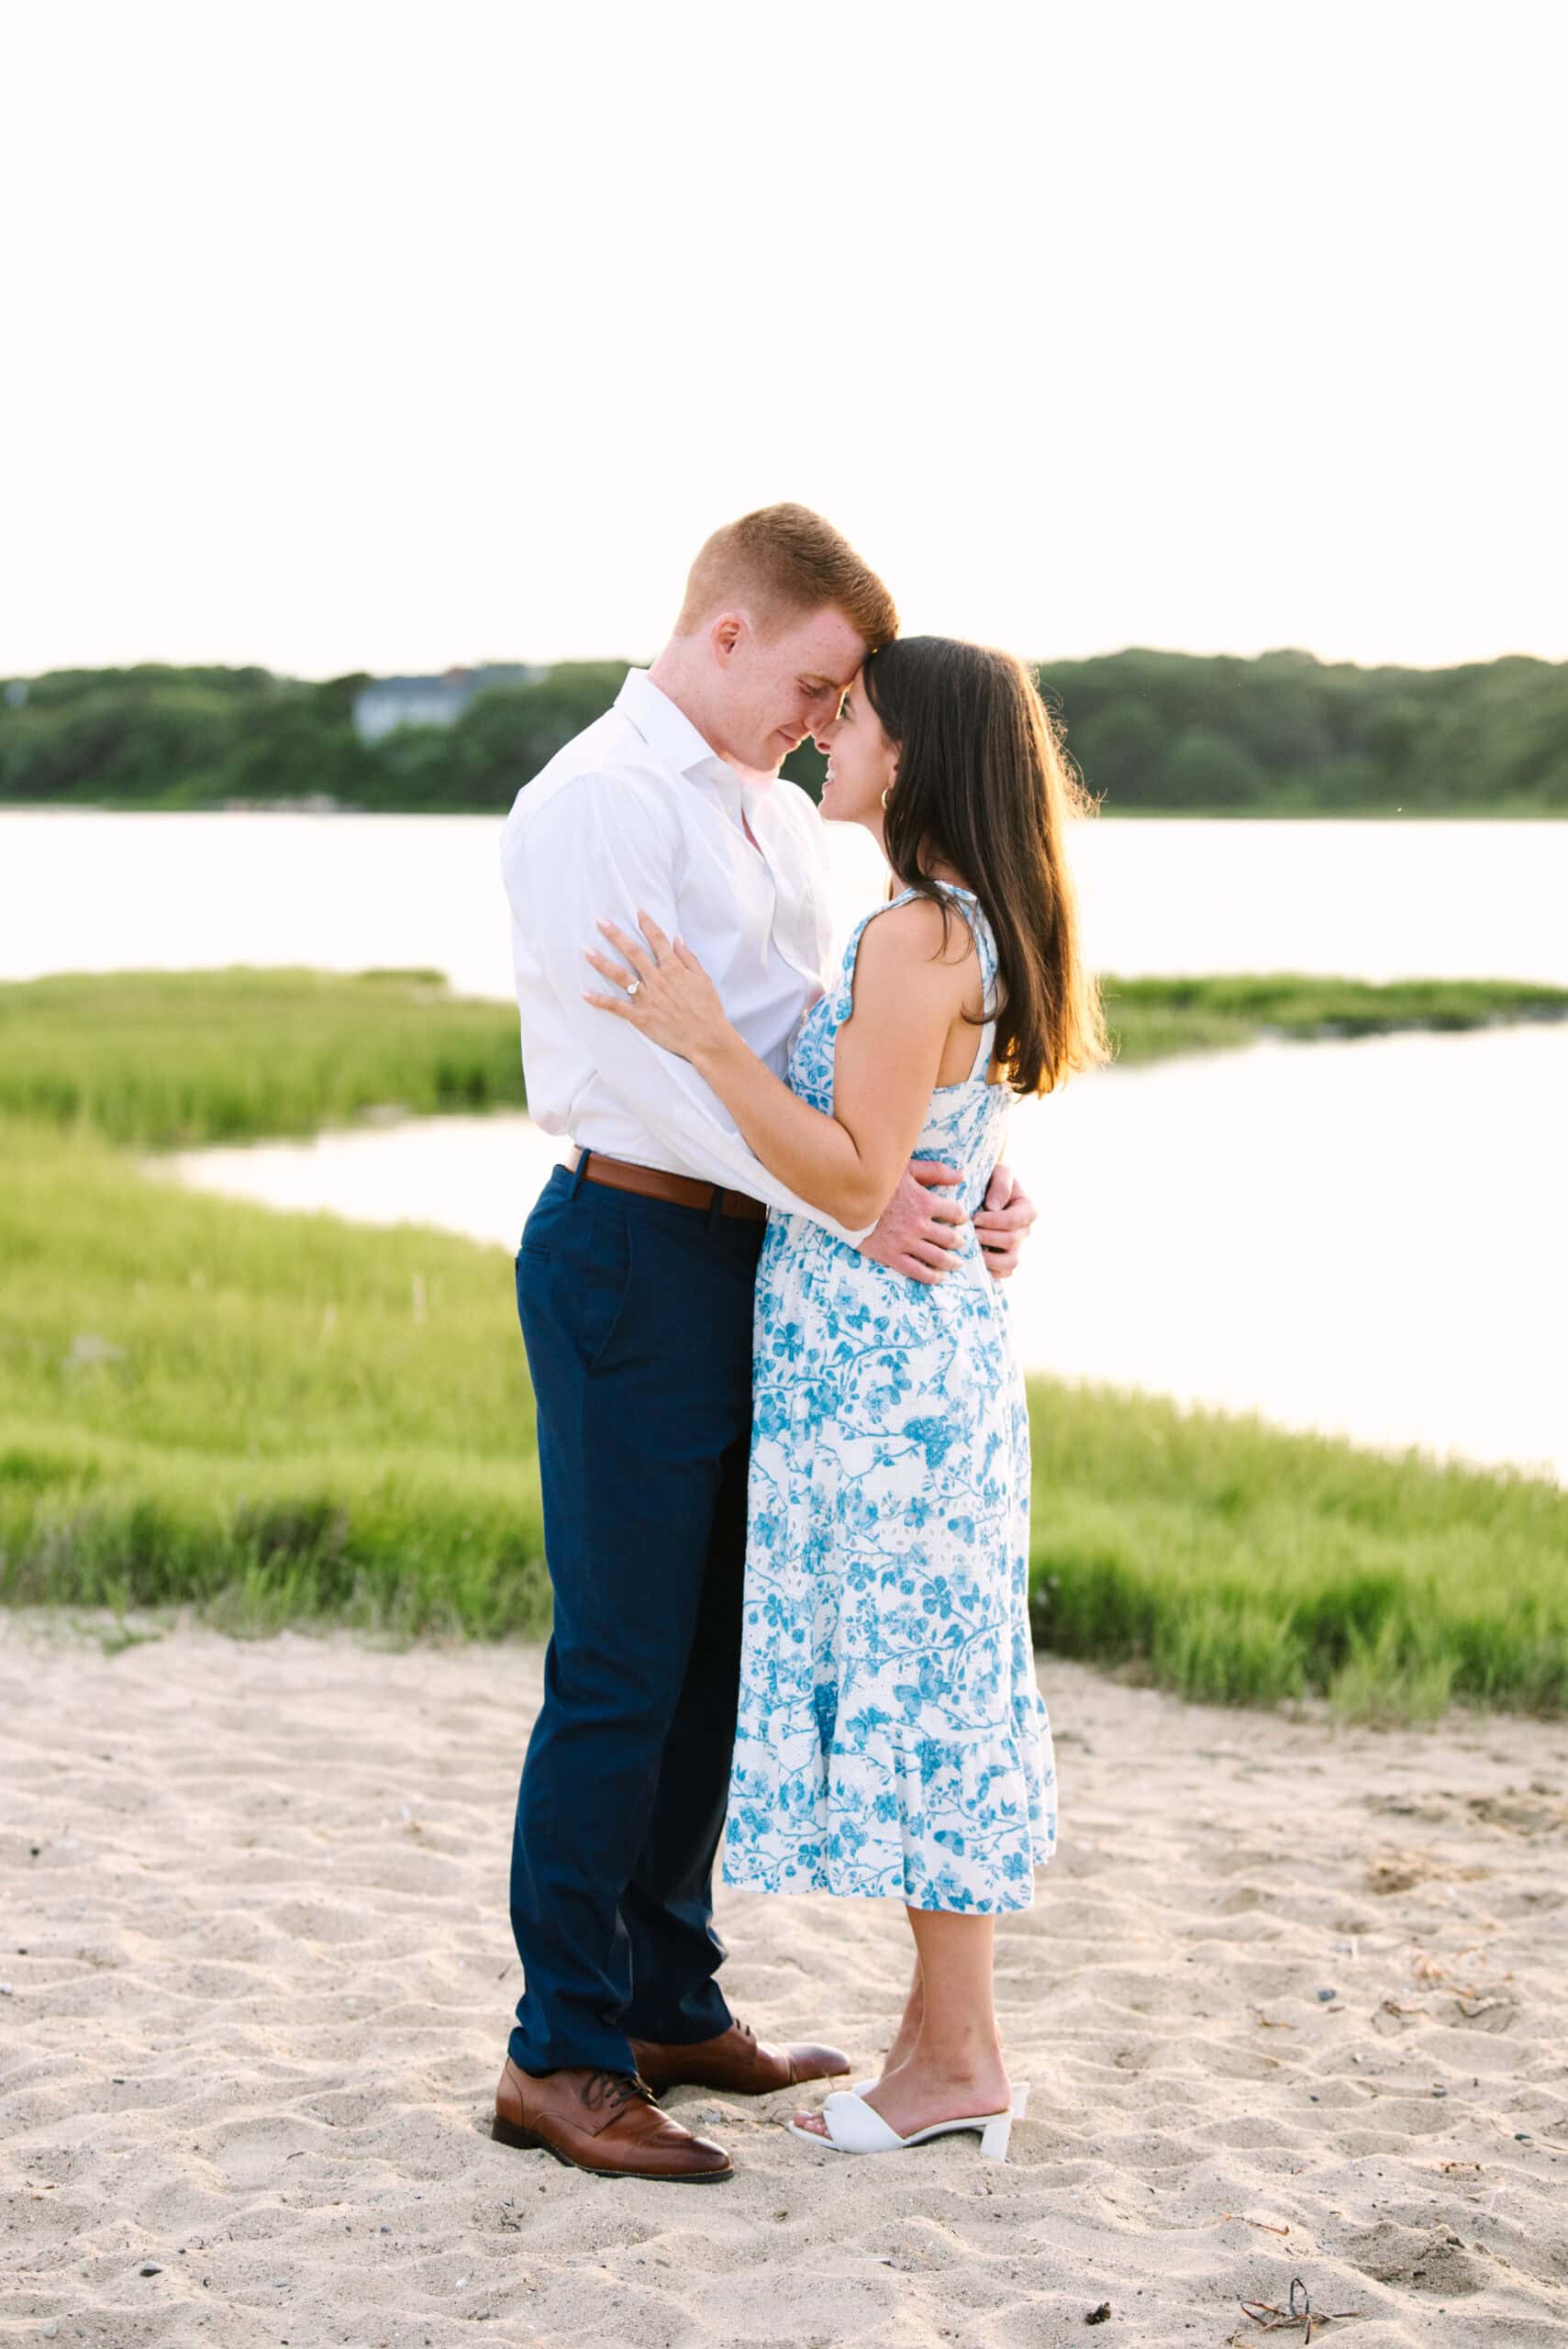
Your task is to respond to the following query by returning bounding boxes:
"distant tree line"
[3,650,1564,816]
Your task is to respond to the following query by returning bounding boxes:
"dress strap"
[838,885,999,1081]
[929,890,1000,1081]
[838,886,921,981]
[872,884,922,921]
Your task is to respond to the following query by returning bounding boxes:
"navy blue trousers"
[507,1157,764,2076]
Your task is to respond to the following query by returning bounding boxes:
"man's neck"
[646,645,734,767]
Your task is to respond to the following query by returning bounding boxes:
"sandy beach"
[3,1619,1565,2348]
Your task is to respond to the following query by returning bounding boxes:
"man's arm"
[860,1163,967,1286]
[973,1161,1039,1279]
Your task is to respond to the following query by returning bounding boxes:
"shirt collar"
[615,669,734,785]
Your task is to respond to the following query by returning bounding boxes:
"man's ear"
[710,614,744,665]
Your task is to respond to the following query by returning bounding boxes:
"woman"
[583,636,1106,2158]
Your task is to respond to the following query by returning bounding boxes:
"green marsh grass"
[6,965,1566,1148]
[1100,972,1568,1066]
[1026,1384,1567,1722]
[2,1119,545,1637]
[0,967,526,1146]
[3,968,1566,1715]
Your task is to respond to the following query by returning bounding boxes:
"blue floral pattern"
[723,888,1057,1913]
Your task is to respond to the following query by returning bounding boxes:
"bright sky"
[5,1,1562,680]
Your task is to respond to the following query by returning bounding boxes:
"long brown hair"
[861,636,1108,1096]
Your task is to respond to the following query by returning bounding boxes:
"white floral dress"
[722,885,1057,1914]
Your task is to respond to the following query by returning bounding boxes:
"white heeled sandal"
[851,2075,1029,2120]
[788,2086,1021,2161]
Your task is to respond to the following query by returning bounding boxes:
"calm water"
[160,1023,1568,1486]
[5,807,1562,1482]
[5,807,1568,990]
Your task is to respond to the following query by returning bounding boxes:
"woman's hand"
[583,910,733,1063]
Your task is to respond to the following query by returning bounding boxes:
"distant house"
[352,662,542,743]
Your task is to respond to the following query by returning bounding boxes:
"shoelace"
[580,2069,655,2115]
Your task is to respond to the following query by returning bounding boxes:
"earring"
[880,786,892,809]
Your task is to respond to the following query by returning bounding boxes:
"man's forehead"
[788,607,869,684]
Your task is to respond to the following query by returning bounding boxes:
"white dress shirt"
[499,668,869,1242]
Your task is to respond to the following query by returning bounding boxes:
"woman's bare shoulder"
[857,891,979,974]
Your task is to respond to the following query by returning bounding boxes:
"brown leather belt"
[567,1146,767,1222]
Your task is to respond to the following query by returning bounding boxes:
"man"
[495,505,1037,2181]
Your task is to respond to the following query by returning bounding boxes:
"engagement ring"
[626,977,642,998]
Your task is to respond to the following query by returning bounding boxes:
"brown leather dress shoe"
[491,2059,732,2182]
[628,2018,850,2098]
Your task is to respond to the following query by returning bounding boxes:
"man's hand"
[859,1161,966,1286]
[972,1162,1037,1281]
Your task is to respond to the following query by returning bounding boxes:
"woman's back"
[784,884,1014,1233]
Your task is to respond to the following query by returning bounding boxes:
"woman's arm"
[509,774,871,1241]
[584,900,973,1230]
